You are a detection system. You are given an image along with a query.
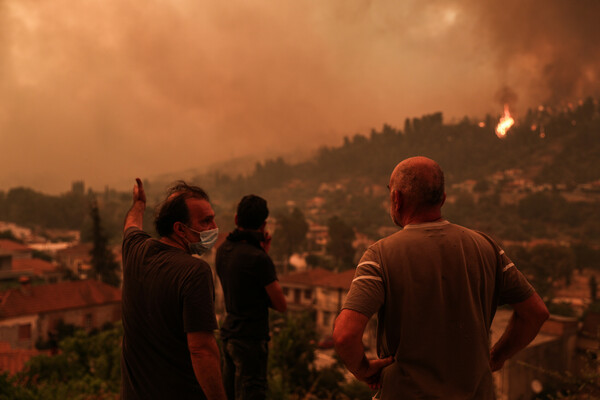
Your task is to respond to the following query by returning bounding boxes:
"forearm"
[333,310,394,387]
[332,311,369,379]
[334,336,369,379]
[265,281,287,313]
[491,293,549,369]
[124,200,145,232]
[189,338,227,400]
[491,314,532,361]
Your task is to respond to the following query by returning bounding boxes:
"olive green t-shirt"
[343,220,534,400]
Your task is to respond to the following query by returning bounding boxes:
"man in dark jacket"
[216,195,287,400]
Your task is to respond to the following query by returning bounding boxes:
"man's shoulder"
[122,227,152,254]
[172,251,211,270]
[147,242,212,274]
[124,226,150,241]
[223,238,268,259]
[446,223,501,249]
[374,221,492,249]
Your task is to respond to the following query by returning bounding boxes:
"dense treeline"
[0,187,88,231]
[0,183,133,244]
[203,97,600,199]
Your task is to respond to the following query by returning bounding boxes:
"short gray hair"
[394,159,444,207]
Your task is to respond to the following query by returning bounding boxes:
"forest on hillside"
[1,97,599,249]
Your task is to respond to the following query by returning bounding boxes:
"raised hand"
[133,178,146,204]
[124,178,146,232]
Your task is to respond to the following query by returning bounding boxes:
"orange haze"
[1,0,598,193]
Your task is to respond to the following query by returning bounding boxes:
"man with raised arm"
[121,178,226,400]
[216,194,287,400]
[333,157,549,399]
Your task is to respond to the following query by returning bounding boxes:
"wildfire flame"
[495,104,514,138]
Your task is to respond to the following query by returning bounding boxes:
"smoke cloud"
[0,0,597,193]
[465,0,600,105]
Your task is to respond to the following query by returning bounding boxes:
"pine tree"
[327,215,355,270]
[89,199,121,287]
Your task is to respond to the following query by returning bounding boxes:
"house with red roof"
[0,279,121,350]
[0,239,62,283]
[10,258,62,283]
[0,239,33,260]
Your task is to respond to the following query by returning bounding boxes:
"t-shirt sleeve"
[497,247,535,305]
[122,227,151,270]
[257,253,278,287]
[182,262,219,332]
[342,245,385,318]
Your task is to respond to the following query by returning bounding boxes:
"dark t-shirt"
[120,227,218,400]
[216,229,278,341]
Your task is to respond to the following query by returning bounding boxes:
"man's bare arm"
[490,292,549,371]
[187,331,227,400]
[265,280,287,313]
[333,309,393,388]
[124,178,146,233]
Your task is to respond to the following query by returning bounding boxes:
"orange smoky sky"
[1,0,598,193]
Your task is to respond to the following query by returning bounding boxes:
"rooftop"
[55,243,93,257]
[11,258,58,276]
[0,279,121,319]
[0,239,31,253]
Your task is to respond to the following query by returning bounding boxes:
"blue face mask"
[185,226,219,255]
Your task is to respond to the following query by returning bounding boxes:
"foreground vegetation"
[0,313,373,400]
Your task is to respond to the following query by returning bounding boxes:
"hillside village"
[1,168,600,398]
[1,99,600,398]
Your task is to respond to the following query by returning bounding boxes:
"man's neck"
[402,209,443,226]
[159,235,188,251]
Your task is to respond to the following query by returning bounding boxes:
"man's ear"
[440,193,446,207]
[393,190,403,213]
[234,214,239,226]
[173,221,186,237]
[259,220,267,232]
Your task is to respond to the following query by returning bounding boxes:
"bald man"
[333,156,549,399]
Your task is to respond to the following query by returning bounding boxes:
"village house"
[0,239,62,283]
[0,239,33,260]
[306,222,329,254]
[0,279,121,351]
[55,243,93,279]
[10,258,62,284]
[278,268,376,349]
